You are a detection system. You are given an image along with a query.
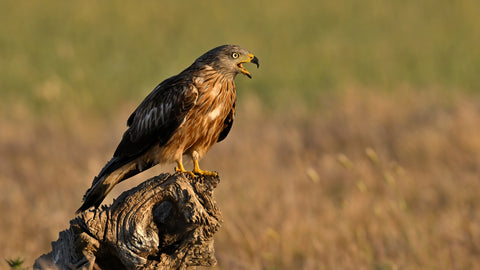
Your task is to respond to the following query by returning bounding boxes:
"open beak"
[237,53,260,79]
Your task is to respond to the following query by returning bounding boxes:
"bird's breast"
[161,79,235,159]
[207,106,223,120]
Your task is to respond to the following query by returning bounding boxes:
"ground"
[1,90,480,269]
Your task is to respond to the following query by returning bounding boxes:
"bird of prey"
[77,45,259,213]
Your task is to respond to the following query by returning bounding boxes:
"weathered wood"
[34,172,222,270]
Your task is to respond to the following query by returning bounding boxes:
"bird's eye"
[232,52,239,59]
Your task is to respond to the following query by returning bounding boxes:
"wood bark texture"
[34,172,222,270]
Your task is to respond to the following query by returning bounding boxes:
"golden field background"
[1,0,480,269]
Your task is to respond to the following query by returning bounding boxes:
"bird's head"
[196,45,259,79]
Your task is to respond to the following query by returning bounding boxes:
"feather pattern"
[78,45,257,212]
[115,76,198,158]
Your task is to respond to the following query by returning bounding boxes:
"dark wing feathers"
[78,76,198,213]
[217,101,235,143]
[114,76,198,158]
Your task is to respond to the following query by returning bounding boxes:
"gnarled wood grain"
[34,173,222,270]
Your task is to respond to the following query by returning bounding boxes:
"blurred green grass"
[1,0,480,114]
[3,1,480,268]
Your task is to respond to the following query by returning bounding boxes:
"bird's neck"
[192,66,236,98]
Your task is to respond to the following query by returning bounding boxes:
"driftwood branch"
[34,173,222,270]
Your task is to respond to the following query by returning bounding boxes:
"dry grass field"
[2,0,480,269]
[2,90,480,269]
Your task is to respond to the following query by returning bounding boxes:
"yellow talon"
[175,161,196,178]
[193,160,218,177]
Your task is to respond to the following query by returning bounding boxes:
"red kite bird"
[77,45,259,213]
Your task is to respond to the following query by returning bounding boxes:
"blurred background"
[1,0,480,269]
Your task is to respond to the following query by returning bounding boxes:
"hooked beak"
[251,55,259,68]
[237,53,260,79]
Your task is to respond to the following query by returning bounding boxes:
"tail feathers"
[76,158,155,214]
[76,175,114,214]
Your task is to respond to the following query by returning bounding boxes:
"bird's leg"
[175,161,187,172]
[175,160,195,178]
[192,159,218,177]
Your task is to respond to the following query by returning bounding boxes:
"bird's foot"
[192,168,218,177]
[192,160,218,177]
[175,167,196,178]
[175,162,196,178]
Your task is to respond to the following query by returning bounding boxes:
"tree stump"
[34,172,222,270]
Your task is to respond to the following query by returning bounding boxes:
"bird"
[77,45,259,213]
